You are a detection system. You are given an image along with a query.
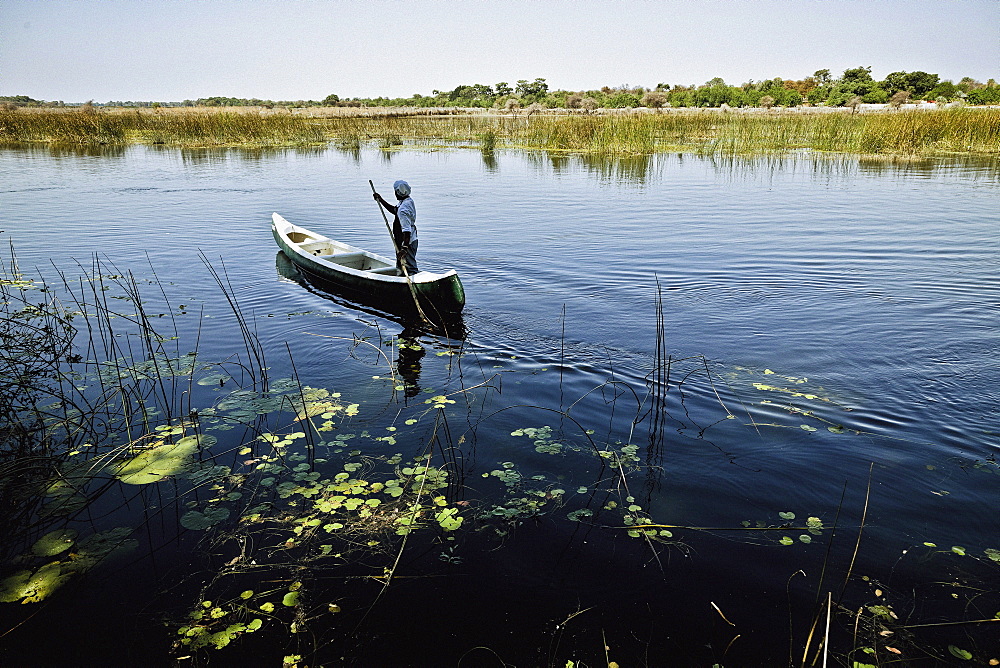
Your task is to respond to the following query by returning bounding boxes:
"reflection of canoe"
[271,213,465,317]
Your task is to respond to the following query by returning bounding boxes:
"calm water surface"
[1,145,998,665]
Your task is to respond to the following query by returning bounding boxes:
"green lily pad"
[180,507,231,530]
[0,570,34,603]
[31,529,78,557]
[116,435,214,484]
[779,511,796,520]
[0,562,72,603]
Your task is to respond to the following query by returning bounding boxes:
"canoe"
[271,212,465,317]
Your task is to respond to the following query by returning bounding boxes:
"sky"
[2,0,998,103]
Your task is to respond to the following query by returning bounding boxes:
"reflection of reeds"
[1,108,997,155]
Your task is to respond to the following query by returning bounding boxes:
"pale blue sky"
[2,0,997,102]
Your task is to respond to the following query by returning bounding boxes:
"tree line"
[4,67,998,110]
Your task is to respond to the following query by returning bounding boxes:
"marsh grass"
[2,107,997,155]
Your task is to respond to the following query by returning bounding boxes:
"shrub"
[641,92,667,109]
[606,92,640,109]
[888,90,911,109]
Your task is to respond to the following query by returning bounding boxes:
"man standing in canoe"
[373,180,418,276]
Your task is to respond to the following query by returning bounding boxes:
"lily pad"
[180,507,231,530]
[31,529,79,557]
[0,562,72,603]
[116,435,214,484]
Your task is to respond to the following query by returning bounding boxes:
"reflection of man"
[397,330,425,398]
[373,180,418,275]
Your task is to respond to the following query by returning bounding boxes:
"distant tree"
[814,69,832,85]
[759,95,775,110]
[495,82,513,96]
[504,97,521,114]
[323,93,340,106]
[928,80,959,101]
[881,71,910,95]
[846,95,862,114]
[841,66,874,84]
[581,97,598,113]
[968,85,1000,105]
[784,76,818,96]
[828,66,886,106]
[641,91,667,109]
[606,92,640,108]
[905,71,939,97]
[957,77,981,92]
[525,102,544,118]
[79,100,97,115]
[705,77,726,88]
[565,92,583,109]
[515,78,549,102]
[888,90,910,109]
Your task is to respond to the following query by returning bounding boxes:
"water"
[1,144,998,665]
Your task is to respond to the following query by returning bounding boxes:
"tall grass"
[0,108,326,147]
[2,107,998,155]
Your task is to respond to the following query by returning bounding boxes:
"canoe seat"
[367,266,398,275]
[317,251,369,267]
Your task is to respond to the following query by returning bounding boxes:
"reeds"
[1,107,997,155]
[0,108,326,147]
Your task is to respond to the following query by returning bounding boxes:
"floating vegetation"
[114,434,211,484]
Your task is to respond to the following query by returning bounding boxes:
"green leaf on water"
[282,591,299,607]
[31,529,78,557]
[984,548,1000,562]
[951,545,967,556]
[947,645,972,660]
[0,570,34,603]
[779,511,796,520]
[260,601,275,612]
[800,424,817,432]
[240,590,254,599]
[180,506,230,530]
[923,542,937,547]
[116,435,214,484]
[0,562,72,603]
[779,536,794,546]
[799,535,812,544]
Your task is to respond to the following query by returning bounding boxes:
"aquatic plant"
[3,107,998,155]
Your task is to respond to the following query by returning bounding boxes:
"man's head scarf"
[393,180,411,198]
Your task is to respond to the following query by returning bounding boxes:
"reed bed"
[1,107,997,156]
